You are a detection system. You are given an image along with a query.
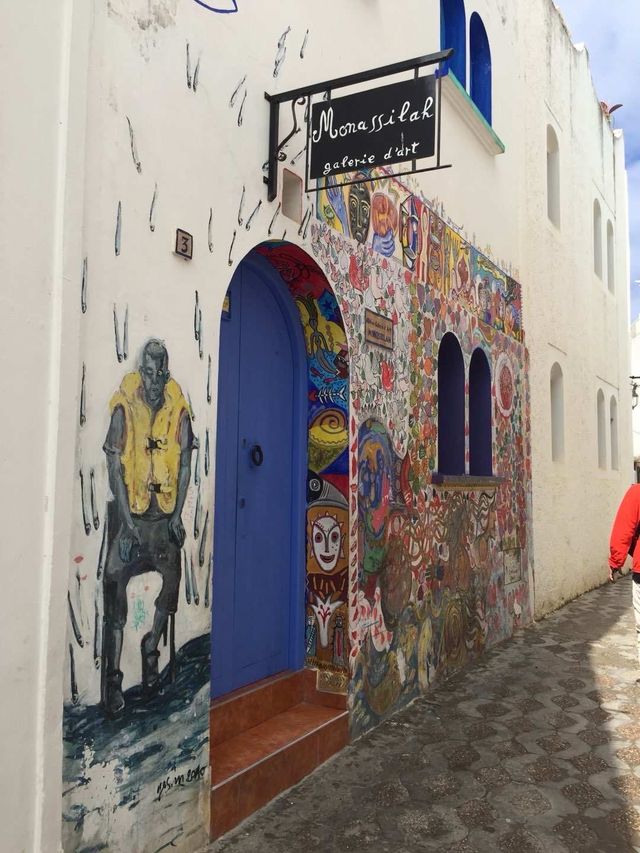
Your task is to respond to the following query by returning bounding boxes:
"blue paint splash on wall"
[193,0,238,12]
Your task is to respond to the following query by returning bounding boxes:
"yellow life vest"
[109,371,190,515]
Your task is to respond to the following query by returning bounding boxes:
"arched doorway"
[256,242,351,678]
[210,242,350,839]
[212,251,308,697]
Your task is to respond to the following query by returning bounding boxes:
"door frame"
[212,250,309,685]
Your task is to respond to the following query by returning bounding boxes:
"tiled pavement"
[210,577,640,853]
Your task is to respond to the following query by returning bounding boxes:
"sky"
[555,0,640,320]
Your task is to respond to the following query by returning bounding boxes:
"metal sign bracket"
[264,48,453,202]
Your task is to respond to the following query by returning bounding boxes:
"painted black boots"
[141,631,161,697]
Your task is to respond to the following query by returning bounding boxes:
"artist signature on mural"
[156,763,207,801]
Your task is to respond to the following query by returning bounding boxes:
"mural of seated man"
[102,339,193,718]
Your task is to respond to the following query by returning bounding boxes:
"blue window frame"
[437,332,465,475]
[469,349,492,476]
[470,12,492,124]
[440,0,466,87]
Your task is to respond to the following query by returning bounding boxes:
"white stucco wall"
[0,0,631,848]
[631,318,640,463]
[520,0,632,617]
[0,1,92,850]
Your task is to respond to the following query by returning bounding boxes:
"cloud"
[557,1,639,156]
[627,160,640,318]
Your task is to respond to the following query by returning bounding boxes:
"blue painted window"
[470,12,491,124]
[440,0,466,86]
[469,349,492,476]
[437,332,465,475]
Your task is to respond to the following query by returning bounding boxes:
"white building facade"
[522,4,632,616]
[0,0,631,850]
[630,318,640,472]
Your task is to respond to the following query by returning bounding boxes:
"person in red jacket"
[609,484,640,669]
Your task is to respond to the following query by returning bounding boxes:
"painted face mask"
[312,515,343,572]
[400,195,421,270]
[348,182,371,244]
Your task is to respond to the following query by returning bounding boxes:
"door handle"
[250,444,264,467]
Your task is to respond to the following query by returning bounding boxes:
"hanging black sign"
[264,49,452,201]
[309,75,436,180]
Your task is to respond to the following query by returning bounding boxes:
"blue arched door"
[212,255,306,698]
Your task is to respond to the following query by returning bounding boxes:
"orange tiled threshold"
[210,670,349,839]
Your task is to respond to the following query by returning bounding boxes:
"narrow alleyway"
[210,577,640,853]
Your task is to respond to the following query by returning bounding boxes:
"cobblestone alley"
[211,577,640,853]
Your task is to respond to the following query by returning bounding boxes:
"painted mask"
[400,195,422,270]
[371,192,398,236]
[312,515,343,572]
[348,182,371,244]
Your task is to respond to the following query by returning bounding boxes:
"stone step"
[210,670,306,747]
[210,700,348,839]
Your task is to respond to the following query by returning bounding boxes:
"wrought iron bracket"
[263,48,453,202]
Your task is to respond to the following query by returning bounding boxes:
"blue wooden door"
[212,261,298,698]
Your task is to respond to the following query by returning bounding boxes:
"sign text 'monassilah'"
[310,75,436,180]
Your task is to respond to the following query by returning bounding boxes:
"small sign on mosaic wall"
[310,76,436,179]
[504,549,522,585]
[364,308,394,350]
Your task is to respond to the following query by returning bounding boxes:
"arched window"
[597,389,606,468]
[610,396,619,470]
[607,220,615,293]
[469,349,492,475]
[546,126,560,227]
[438,332,465,475]
[550,363,564,462]
[470,12,491,124]
[593,199,602,278]
[440,0,466,86]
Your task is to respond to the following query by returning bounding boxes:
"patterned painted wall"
[311,169,530,734]
[317,170,523,343]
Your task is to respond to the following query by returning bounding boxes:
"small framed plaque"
[364,308,393,350]
[503,549,522,585]
[175,228,193,259]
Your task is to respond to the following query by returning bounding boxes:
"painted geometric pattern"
[308,197,530,735]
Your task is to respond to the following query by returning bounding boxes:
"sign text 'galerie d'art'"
[310,76,437,179]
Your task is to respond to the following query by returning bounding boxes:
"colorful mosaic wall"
[317,172,523,342]
[310,170,530,734]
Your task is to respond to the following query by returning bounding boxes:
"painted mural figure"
[348,180,371,244]
[102,339,193,717]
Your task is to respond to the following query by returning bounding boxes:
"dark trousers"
[104,514,181,630]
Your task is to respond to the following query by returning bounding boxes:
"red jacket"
[609,485,640,572]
